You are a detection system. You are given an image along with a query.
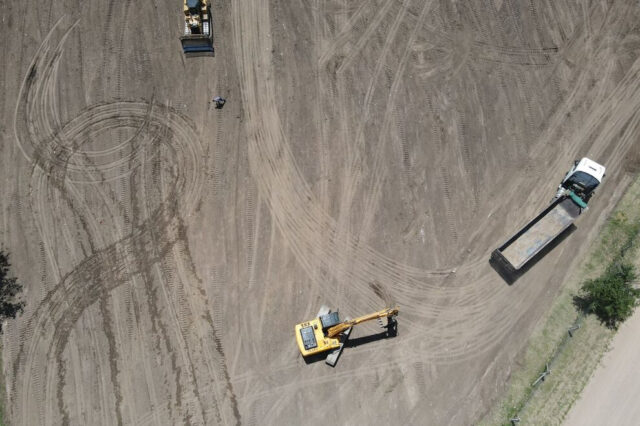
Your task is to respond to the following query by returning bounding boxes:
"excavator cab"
[180,0,214,56]
[295,307,399,366]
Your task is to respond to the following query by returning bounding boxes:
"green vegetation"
[480,173,640,426]
[0,360,5,426]
[579,262,639,328]
[578,201,640,329]
[0,249,24,426]
[0,250,24,329]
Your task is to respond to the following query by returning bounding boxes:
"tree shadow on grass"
[572,294,591,314]
[0,250,25,332]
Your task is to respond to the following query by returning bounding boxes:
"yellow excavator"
[295,307,399,366]
[180,0,214,55]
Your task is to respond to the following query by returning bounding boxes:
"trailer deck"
[494,196,582,270]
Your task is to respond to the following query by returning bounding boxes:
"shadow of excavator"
[345,318,398,348]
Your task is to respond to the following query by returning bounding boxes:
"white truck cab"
[556,157,606,201]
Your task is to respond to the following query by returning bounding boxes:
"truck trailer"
[492,158,605,273]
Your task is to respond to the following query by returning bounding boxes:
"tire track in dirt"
[234,323,512,406]
[10,14,241,425]
[331,0,420,263]
[136,147,187,425]
[136,108,239,425]
[245,180,259,291]
[392,105,412,187]
[229,2,640,419]
[579,64,640,170]
[99,0,119,100]
[442,2,560,69]
[355,0,440,245]
[317,0,389,67]
[172,238,242,425]
[233,320,495,391]
[15,205,183,425]
[328,0,409,290]
[33,142,123,424]
[335,0,406,74]
[231,0,527,368]
[21,134,225,424]
[112,0,132,102]
[343,0,412,237]
[305,0,363,14]
[13,34,140,422]
[307,0,337,295]
[19,100,184,422]
[539,1,637,165]
[37,184,125,425]
[312,0,331,216]
[453,77,480,216]
[210,101,227,196]
[438,167,458,245]
[523,2,640,189]
[432,4,640,360]
[404,3,558,252]
[232,0,624,386]
[18,99,205,211]
[409,16,555,223]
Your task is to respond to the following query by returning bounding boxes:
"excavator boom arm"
[326,308,398,338]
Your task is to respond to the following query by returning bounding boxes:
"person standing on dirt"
[213,96,226,109]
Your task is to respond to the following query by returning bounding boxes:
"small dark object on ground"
[213,96,226,109]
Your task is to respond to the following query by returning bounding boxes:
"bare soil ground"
[1,1,639,425]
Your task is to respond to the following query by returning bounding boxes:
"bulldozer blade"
[180,36,215,57]
[326,318,352,367]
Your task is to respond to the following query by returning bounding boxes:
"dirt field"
[1,1,640,425]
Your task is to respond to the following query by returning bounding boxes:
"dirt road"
[1,0,640,424]
[564,306,640,426]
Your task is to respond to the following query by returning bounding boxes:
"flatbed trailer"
[492,194,584,272]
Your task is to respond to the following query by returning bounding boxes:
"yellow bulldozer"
[180,0,214,55]
[295,307,398,366]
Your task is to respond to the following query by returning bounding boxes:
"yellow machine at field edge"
[295,307,399,366]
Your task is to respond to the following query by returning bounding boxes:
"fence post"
[568,324,580,337]
[532,363,550,387]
